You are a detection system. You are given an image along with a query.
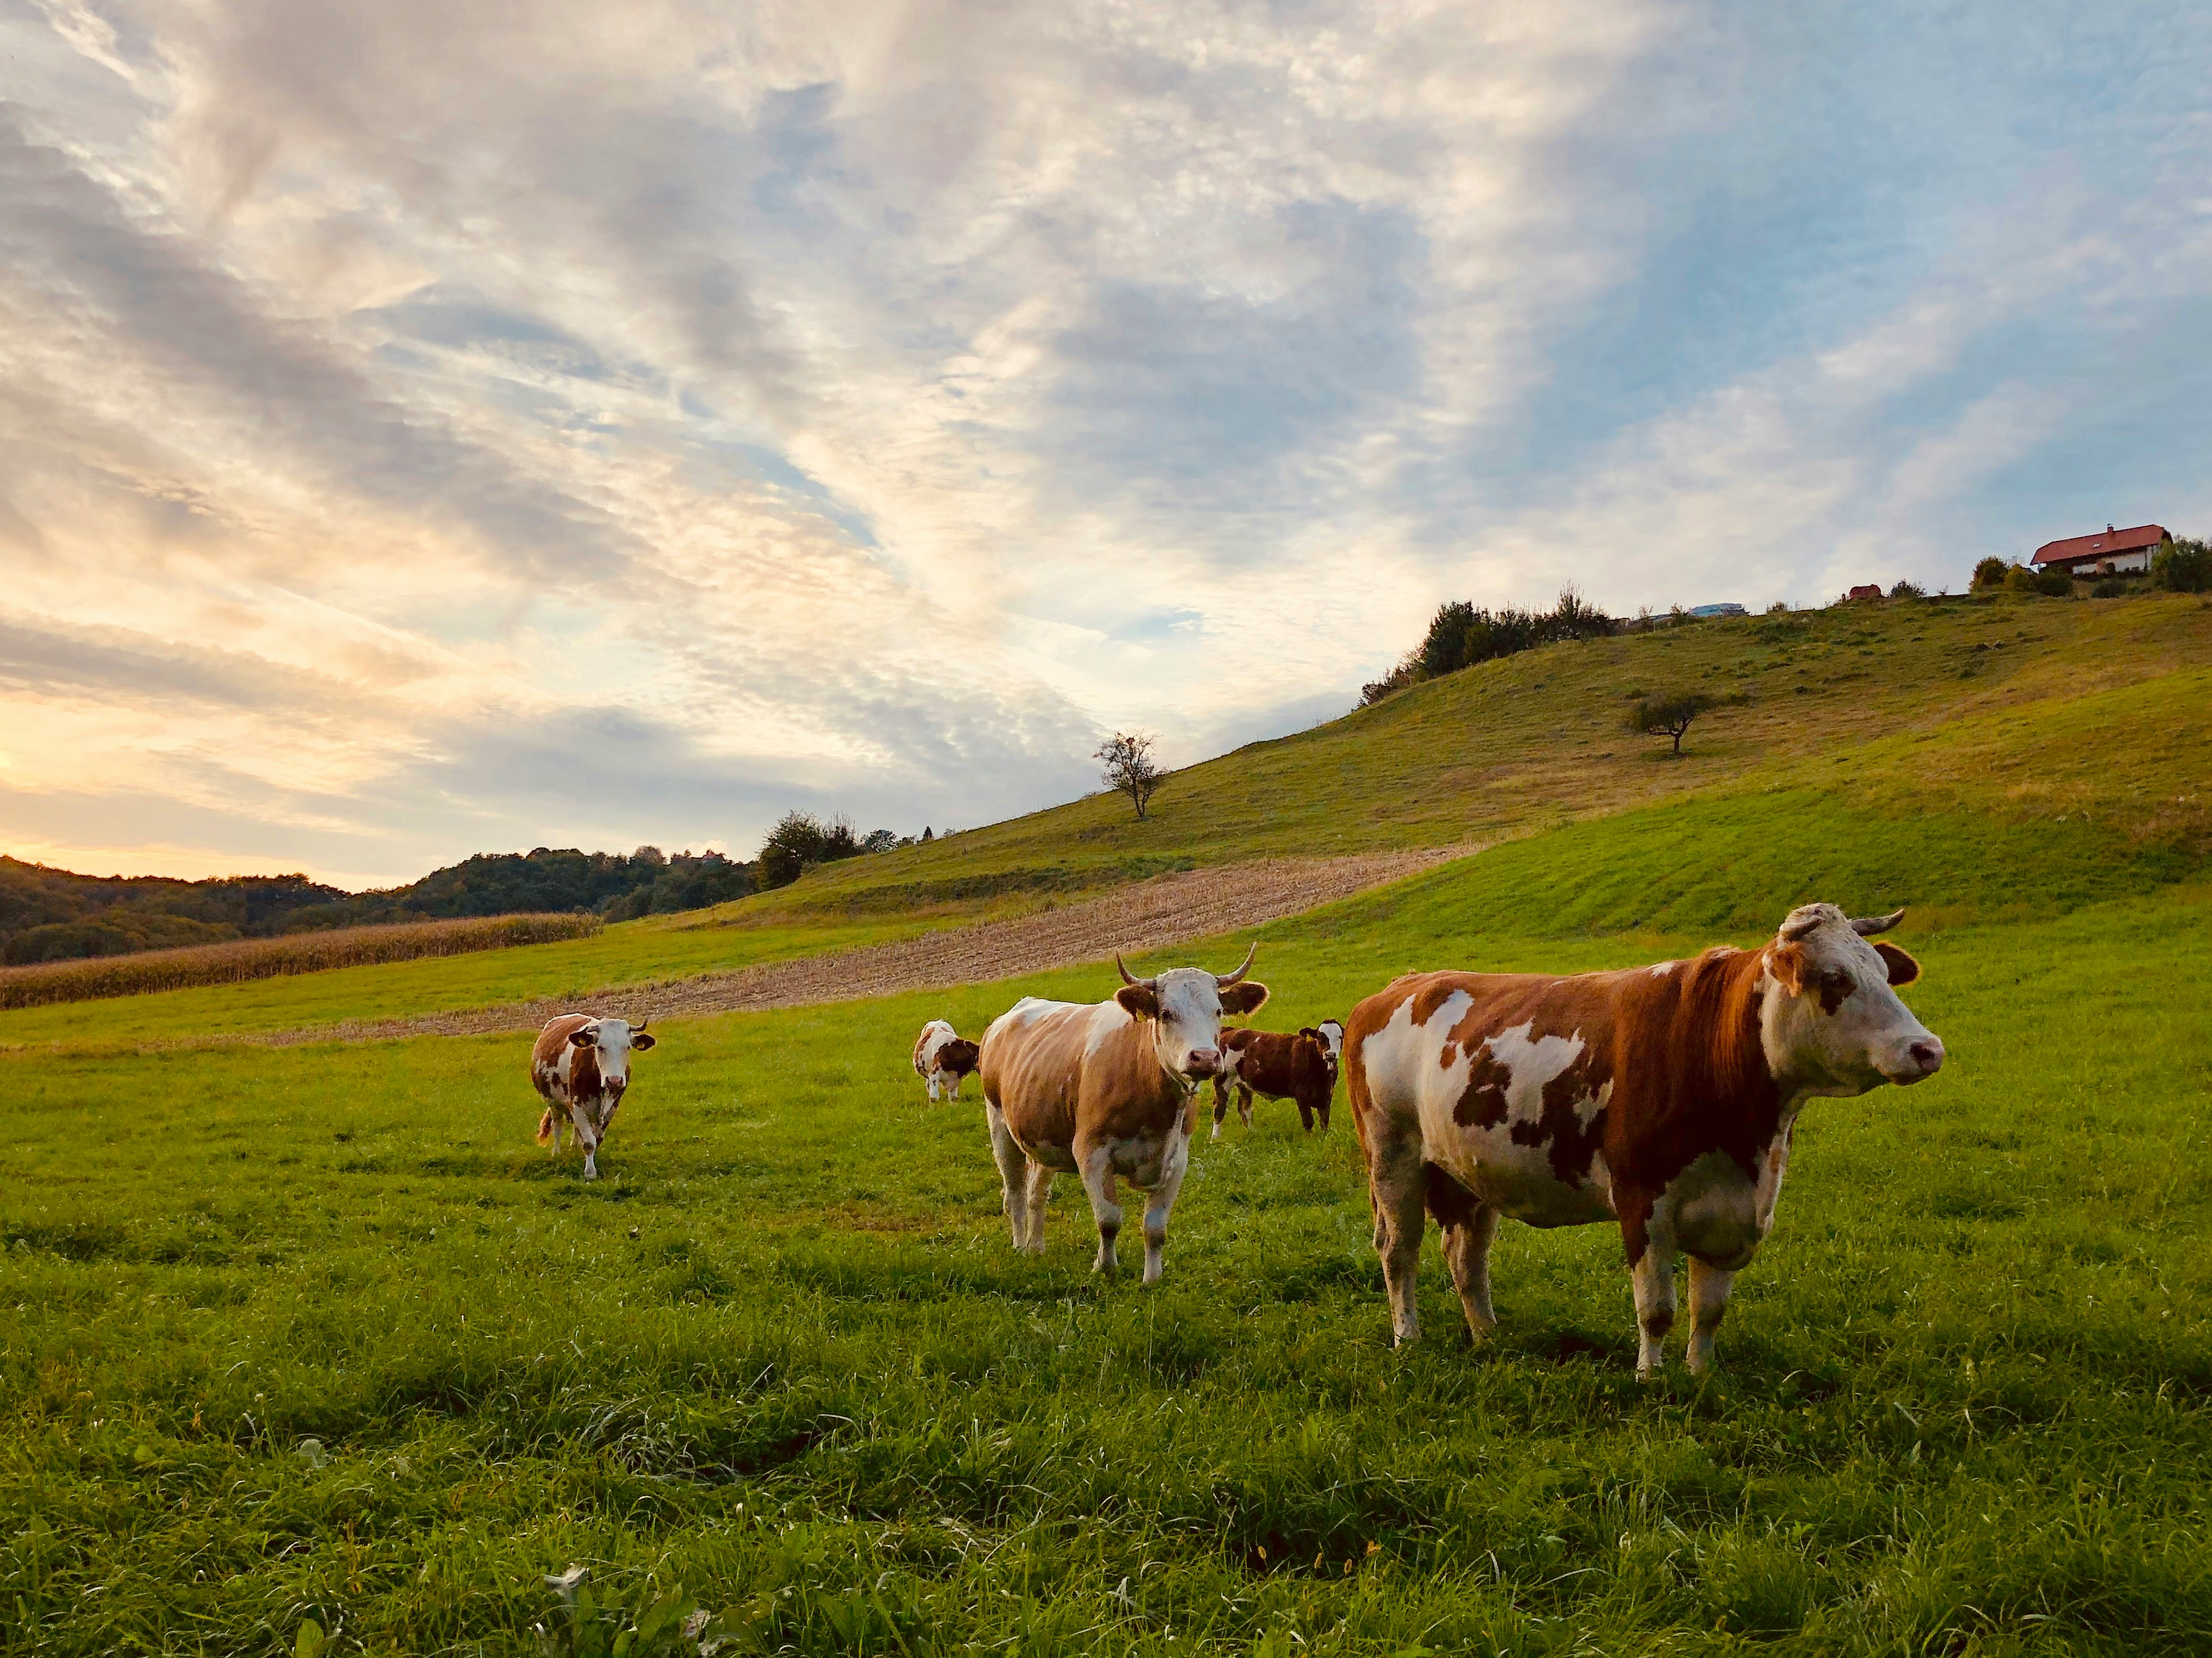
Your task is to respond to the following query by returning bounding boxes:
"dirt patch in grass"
[226,848,1464,1046]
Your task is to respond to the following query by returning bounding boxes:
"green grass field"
[7,785,2210,1653]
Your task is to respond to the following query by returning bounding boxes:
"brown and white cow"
[978,945,1268,1282]
[532,1013,656,1181]
[912,1019,982,1103]
[1210,1018,1343,1138]
[1345,904,1943,1375]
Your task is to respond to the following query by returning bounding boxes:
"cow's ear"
[629,1032,657,1050]
[1220,981,1270,1016]
[1298,1026,1322,1041]
[1115,985,1160,1020]
[1765,944,1807,996]
[568,1026,599,1048]
[1872,941,1920,986]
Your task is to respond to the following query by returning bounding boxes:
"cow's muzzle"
[1182,1048,1221,1080]
[1887,1036,1945,1084]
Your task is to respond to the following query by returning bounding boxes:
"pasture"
[6,849,2209,1653]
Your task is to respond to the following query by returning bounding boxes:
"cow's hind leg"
[986,1101,1029,1249]
[1426,1164,1498,1339]
[1021,1161,1054,1254]
[1075,1140,1124,1276]
[1367,1132,1427,1346]
[1628,1210,1680,1378]
[1685,1258,1737,1376]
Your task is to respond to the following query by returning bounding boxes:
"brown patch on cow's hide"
[1512,1039,1612,1185]
[1410,981,1469,1027]
[1450,1041,1514,1129]
[1814,969,1854,1016]
[939,1038,981,1077]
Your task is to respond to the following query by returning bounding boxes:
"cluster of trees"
[2,815,942,966]
[0,861,347,965]
[1362,586,1620,705]
[752,812,930,891]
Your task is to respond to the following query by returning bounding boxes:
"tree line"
[0,812,940,966]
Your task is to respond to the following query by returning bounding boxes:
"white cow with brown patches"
[1344,904,1943,1375]
[912,1019,981,1103]
[531,1013,656,1180]
[978,945,1268,1283]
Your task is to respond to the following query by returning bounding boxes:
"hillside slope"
[745,591,2212,917]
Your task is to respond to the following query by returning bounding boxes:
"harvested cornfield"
[249,847,1462,1044]
[0,913,601,1010]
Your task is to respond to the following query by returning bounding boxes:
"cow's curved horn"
[632,1015,649,1033]
[1215,941,1258,987]
[1115,953,1155,989]
[1850,909,1905,936]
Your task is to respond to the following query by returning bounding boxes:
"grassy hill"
[749,589,2212,916]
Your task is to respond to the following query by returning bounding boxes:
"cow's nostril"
[1187,1049,1220,1077]
[1910,1040,1944,1073]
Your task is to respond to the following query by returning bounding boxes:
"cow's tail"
[536,1106,559,1146]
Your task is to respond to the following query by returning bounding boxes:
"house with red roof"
[2031,522,2168,579]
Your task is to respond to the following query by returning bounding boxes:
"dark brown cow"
[1209,1018,1343,1137]
[978,945,1268,1281]
[531,1013,655,1181]
[1344,904,1943,1374]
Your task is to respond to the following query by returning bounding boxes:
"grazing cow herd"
[526,901,1944,1373]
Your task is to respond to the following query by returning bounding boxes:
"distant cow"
[912,1019,982,1102]
[1345,904,1943,1375]
[532,1014,656,1181]
[979,945,1268,1282]
[1210,1018,1343,1137]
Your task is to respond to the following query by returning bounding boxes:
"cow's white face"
[1116,967,1270,1088]
[570,1017,656,1085]
[1316,1020,1345,1069]
[1760,905,1942,1094]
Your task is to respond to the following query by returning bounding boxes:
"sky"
[2,1,2208,889]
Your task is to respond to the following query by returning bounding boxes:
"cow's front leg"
[1210,1076,1229,1141]
[566,1103,600,1180]
[986,1101,1029,1249]
[1138,1128,1191,1285]
[1236,1083,1254,1129]
[1627,1209,1679,1378]
[1685,1258,1737,1376]
[1075,1140,1123,1276]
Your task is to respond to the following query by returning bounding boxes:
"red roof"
[2032,524,2167,565]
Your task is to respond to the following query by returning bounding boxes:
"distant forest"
[1,809,928,966]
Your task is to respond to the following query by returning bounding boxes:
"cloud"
[1,0,2208,882]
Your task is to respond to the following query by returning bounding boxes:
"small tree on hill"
[1626,691,1716,757]
[1971,556,2008,590]
[2152,537,2212,593]
[1097,732,1164,820]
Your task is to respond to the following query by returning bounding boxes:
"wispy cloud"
[1,0,2207,881]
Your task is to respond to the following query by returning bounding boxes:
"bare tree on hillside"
[1097,732,1165,820]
